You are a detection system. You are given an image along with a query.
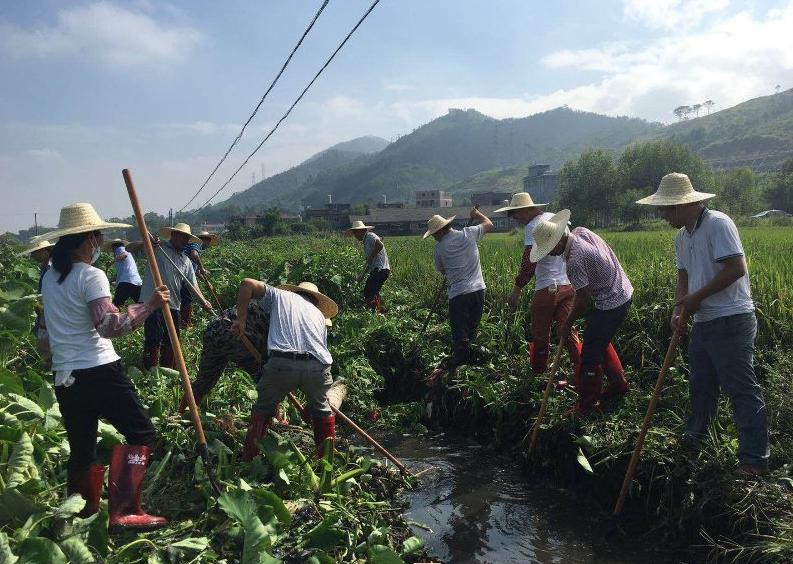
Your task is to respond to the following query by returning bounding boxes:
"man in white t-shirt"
[637,173,769,476]
[425,206,493,367]
[346,221,391,313]
[497,193,582,380]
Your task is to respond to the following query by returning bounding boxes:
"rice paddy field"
[1,224,792,563]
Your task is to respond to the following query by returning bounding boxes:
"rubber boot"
[558,340,583,389]
[178,391,203,414]
[373,296,382,313]
[566,365,602,417]
[312,413,336,459]
[160,346,174,369]
[600,344,629,400]
[108,445,167,533]
[67,465,105,518]
[142,345,160,371]
[452,341,471,368]
[180,304,193,329]
[529,341,549,373]
[365,297,379,312]
[241,413,270,462]
[376,295,388,313]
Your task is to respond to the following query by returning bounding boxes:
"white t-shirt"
[675,209,754,323]
[525,212,570,290]
[433,225,486,299]
[259,286,332,365]
[363,231,390,271]
[41,263,120,371]
[114,246,142,286]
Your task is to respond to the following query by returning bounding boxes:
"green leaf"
[0,488,38,528]
[307,553,335,564]
[218,489,274,564]
[576,447,594,474]
[368,545,405,564]
[37,385,57,411]
[85,511,108,557]
[167,537,209,560]
[15,537,67,564]
[54,495,86,519]
[303,515,346,551]
[6,432,34,488]
[575,435,594,447]
[400,536,425,556]
[250,489,291,527]
[58,538,97,564]
[5,395,44,421]
[0,296,37,333]
[0,532,18,564]
[0,367,24,395]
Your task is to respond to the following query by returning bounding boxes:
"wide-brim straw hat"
[277,281,339,319]
[196,231,220,247]
[344,220,375,234]
[494,192,548,213]
[101,238,128,253]
[15,239,54,257]
[529,209,572,262]
[635,172,716,206]
[159,223,201,244]
[423,215,456,239]
[31,203,131,243]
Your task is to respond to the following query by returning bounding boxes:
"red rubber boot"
[600,344,629,400]
[557,340,583,389]
[142,345,160,371]
[241,413,270,462]
[108,446,167,533]
[312,413,336,459]
[67,465,105,518]
[566,365,602,417]
[529,341,549,373]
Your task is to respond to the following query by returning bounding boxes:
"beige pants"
[253,355,333,417]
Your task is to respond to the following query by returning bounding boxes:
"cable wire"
[179,0,331,212]
[196,0,381,210]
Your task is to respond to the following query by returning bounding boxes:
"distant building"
[349,204,518,236]
[415,190,453,208]
[376,202,405,209]
[198,222,227,233]
[304,203,351,230]
[228,215,262,228]
[523,164,559,203]
[472,191,513,206]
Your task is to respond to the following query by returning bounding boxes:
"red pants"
[529,285,581,371]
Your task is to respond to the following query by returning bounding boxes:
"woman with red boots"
[35,203,170,533]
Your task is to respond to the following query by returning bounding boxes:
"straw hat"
[159,223,201,244]
[277,281,339,319]
[15,239,54,257]
[423,215,456,239]
[101,238,128,253]
[344,220,375,234]
[325,317,333,328]
[494,192,548,213]
[635,173,715,206]
[31,203,131,243]
[196,231,220,247]
[529,209,572,262]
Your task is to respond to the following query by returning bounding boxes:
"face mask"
[90,238,101,265]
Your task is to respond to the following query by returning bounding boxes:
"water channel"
[377,432,671,564]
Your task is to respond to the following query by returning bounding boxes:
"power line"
[197,0,382,210]
[179,0,331,212]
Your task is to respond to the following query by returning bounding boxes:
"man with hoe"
[530,210,632,416]
[139,223,211,370]
[425,206,493,370]
[231,279,338,462]
[497,192,582,380]
[636,172,769,475]
[180,230,220,327]
[346,220,390,313]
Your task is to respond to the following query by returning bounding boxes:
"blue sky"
[2,0,792,233]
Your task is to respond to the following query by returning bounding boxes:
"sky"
[1,0,792,234]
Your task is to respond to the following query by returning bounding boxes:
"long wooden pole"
[237,334,413,477]
[122,169,222,496]
[199,270,224,312]
[526,338,565,456]
[613,311,688,517]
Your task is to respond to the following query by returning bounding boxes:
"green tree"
[617,139,710,199]
[764,158,793,212]
[715,168,761,216]
[556,148,618,227]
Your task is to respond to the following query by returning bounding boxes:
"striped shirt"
[565,227,633,310]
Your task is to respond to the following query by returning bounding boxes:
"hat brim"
[159,226,201,244]
[529,209,571,262]
[635,191,716,206]
[101,239,128,253]
[422,216,456,239]
[32,222,132,244]
[277,284,339,319]
[344,225,375,234]
[493,202,548,214]
[197,233,220,246]
[15,240,54,257]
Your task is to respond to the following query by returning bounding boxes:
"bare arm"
[566,286,591,324]
[672,269,689,330]
[471,207,493,234]
[231,278,265,339]
[366,240,384,265]
[675,256,746,314]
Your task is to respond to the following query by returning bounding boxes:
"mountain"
[647,88,793,171]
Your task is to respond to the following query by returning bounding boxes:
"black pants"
[113,282,141,307]
[143,308,181,347]
[448,289,485,344]
[363,268,390,300]
[180,284,193,307]
[55,360,156,471]
[581,299,631,366]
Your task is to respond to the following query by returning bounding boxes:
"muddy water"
[378,432,666,564]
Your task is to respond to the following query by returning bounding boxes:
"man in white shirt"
[231,279,338,462]
[497,193,582,381]
[637,172,769,476]
[425,206,493,367]
[346,221,391,313]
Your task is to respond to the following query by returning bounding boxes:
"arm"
[560,286,590,341]
[91,284,169,339]
[188,249,207,275]
[125,241,144,254]
[672,269,688,330]
[508,245,537,308]
[231,278,266,339]
[674,256,746,314]
[114,252,129,263]
[358,239,384,282]
[470,207,493,234]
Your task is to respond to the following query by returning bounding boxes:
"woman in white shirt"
[36,203,169,533]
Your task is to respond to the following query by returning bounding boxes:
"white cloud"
[0,1,202,67]
[620,0,731,30]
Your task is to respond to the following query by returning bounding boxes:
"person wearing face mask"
[35,203,171,532]
[138,223,212,370]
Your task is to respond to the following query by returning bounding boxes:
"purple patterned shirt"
[565,227,633,310]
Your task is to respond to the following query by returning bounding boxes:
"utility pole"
[34,213,38,236]
[261,163,265,181]
[169,208,173,227]
[251,172,256,186]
